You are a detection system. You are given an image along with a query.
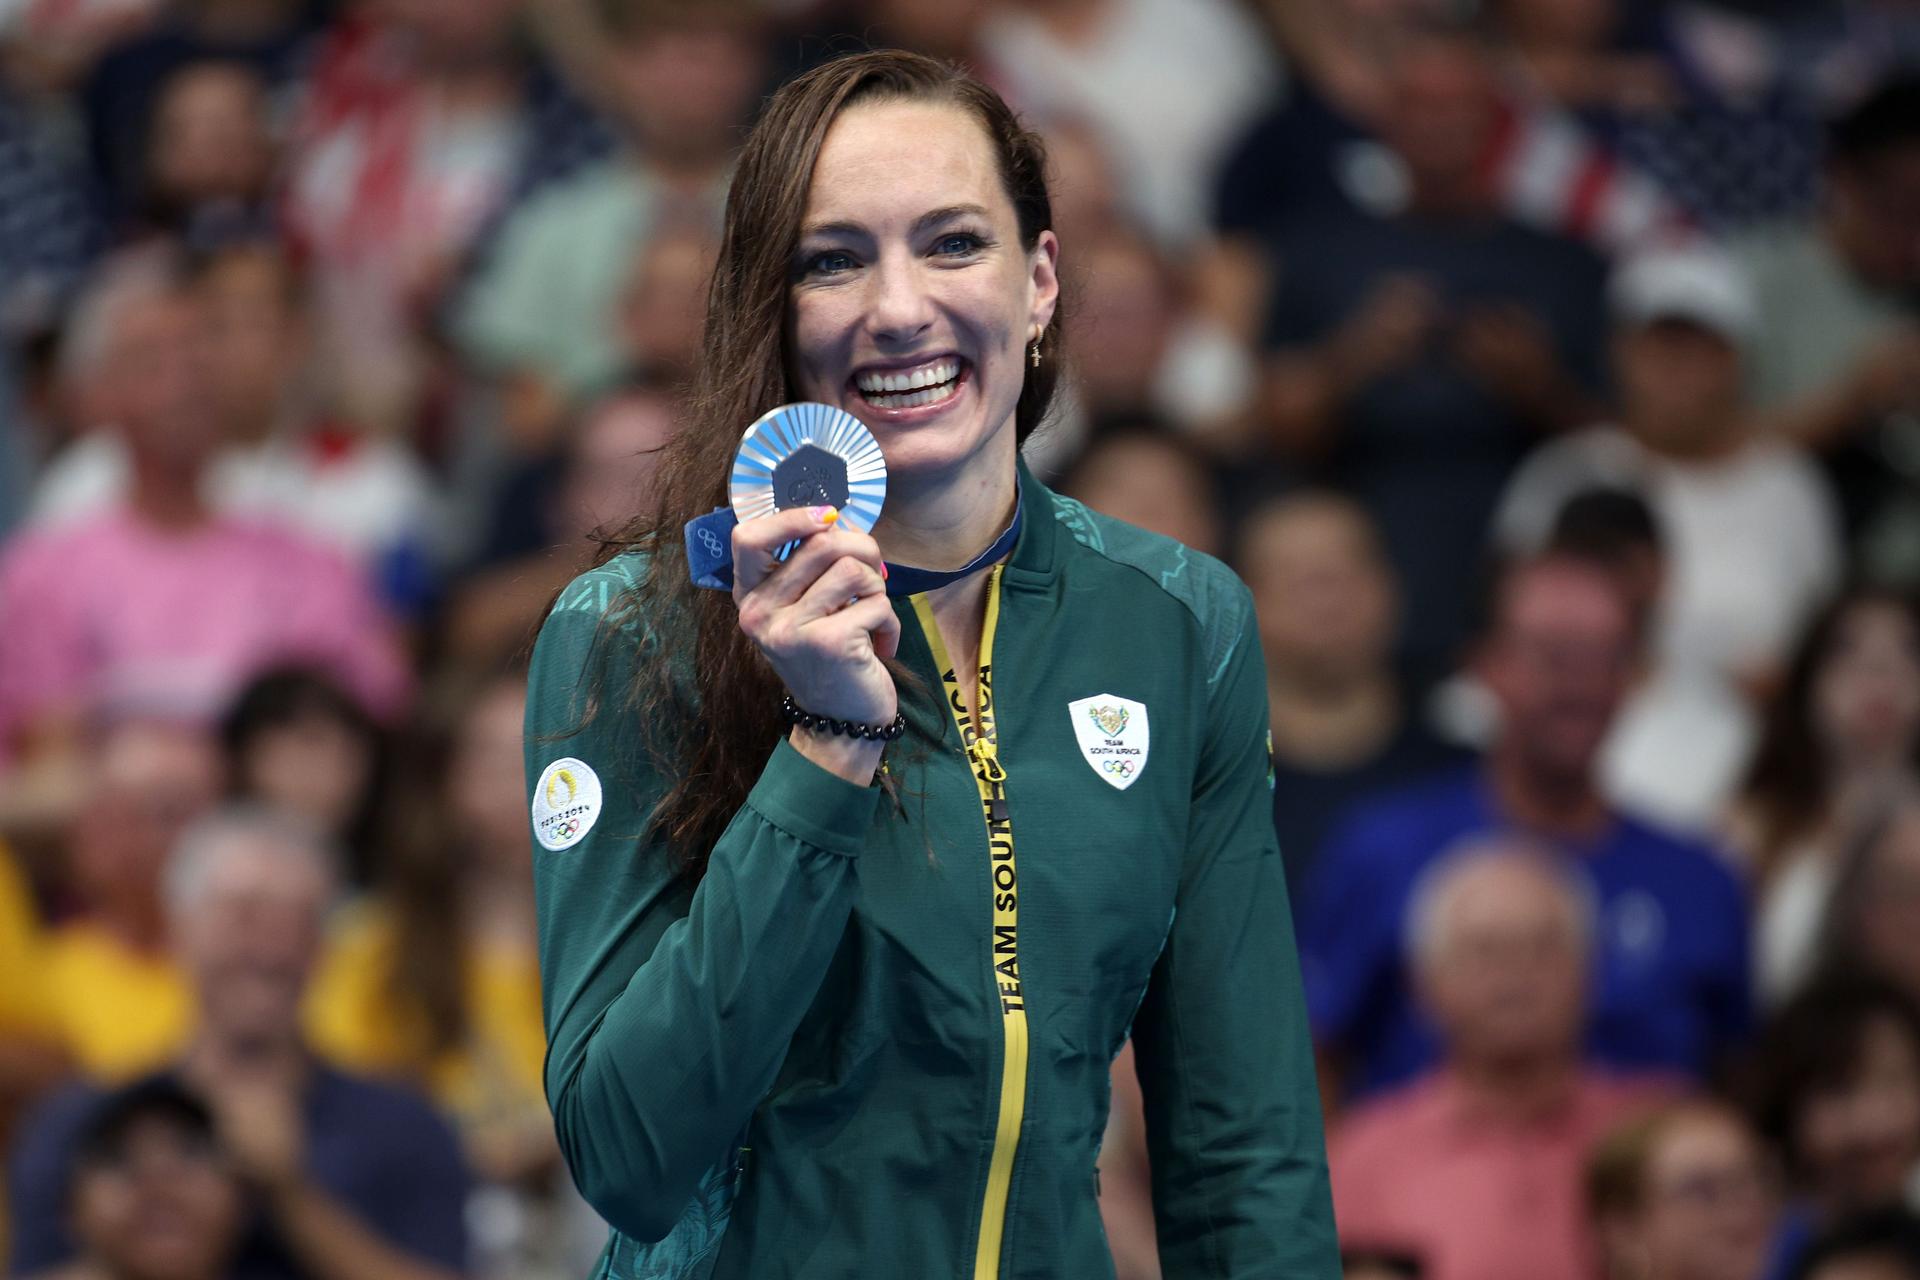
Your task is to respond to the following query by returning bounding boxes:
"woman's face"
[1814,602,1920,768]
[1796,1015,1920,1213]
[787,99,1058,492]
[241,712,374,838]
[1628,1109,1777,1280]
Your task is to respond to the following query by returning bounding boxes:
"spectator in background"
[1258,27,1610,685]
[1734,77,1920,580]
[1331,839,1671,1280]
[1732,590,1920,1005]
[1587,1098,1780,1280]
[1063,226,1258,447]
[443,377,678,669]
[611,214,719,389]
[1494,244,1843,829]
[188,235,446,602]
[1235,491,1464,890]
[80,0,325,223]
[1302,552,1750,1100]
[220,667,385,887]
[40,717,223,1079]
[282,0,608,439]
[306,668,593,1278]
[1057,420,1224,558]
[1790,1210,1920,1280]
[8,805,470,1279]
[306,671,542,1144]
[454,0,762,410]
[44,1077,247,1280]
[30,235,447,609]
[1748,974,1920,1277]
[978,0,1278,247]
[1482,0,1836,232]
[0,249,410,792]
[137,59,276,241]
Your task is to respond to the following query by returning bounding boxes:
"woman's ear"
[1028,230,1060,333]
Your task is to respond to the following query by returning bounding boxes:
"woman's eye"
[934,233,985,257]
[804,250,857,277]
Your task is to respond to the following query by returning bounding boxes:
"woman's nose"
[866,254,935,344]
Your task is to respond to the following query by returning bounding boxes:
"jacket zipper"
[910,565,1027,1280]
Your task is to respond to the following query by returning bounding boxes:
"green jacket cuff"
[745,738,882,858]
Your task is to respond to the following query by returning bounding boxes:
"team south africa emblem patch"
[1068,695,1150,791]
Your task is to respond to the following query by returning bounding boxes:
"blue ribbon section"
[684,506,740,591]
[878,496,1022,597]
[682,482,1023,598]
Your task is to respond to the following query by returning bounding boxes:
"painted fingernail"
[810,505,839,525]
[880,562,889,580]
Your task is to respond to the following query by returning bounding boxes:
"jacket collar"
[1003,456,1060,591]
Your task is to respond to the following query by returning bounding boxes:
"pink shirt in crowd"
[1330,1069,1672,1280]
[0,506,412,746]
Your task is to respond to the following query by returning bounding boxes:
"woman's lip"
[847,362,972,424]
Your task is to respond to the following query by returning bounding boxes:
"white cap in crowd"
[1608,243,1758,346]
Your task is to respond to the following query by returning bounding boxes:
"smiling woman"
[523,49,1337,1280]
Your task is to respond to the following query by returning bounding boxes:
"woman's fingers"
[848,593,902,660]
[731,508,887,606]
[729,506,900,724]
[826,592,902,662]
[747,526,885,612]
[788,555,886,625]
[731,505,842,597]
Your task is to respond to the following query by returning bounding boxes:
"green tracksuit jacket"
[525,469,1338,1278]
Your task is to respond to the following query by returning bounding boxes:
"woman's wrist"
[787,726,886,785]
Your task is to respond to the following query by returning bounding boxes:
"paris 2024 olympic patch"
[531,757,603,852]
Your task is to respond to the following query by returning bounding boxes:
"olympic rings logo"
[546,818,583,840]
[697,527,726,557]
[1102,759,1135,777]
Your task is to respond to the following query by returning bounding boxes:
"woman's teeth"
[856,359,962,409]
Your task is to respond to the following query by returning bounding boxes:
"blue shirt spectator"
[1300,550,1752,1100]
[1302,765,1751,1098]
[8,1063,470,1279]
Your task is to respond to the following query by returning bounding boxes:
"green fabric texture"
[525,468,1338,1278]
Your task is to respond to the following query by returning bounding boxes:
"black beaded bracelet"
[782,694,906,742]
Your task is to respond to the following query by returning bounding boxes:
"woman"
[1587,1098,1779,1280]
[1747,973,1920,1276]
[221,664,385,884]
[524,50,1336,1278]
[306,668,600,1278]
[1730,589,1920,1003]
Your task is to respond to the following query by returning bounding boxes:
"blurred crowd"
[0,0,1916,1277]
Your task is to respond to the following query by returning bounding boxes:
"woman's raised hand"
[732,506,900,755]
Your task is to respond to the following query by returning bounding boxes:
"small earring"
[1028,340,1042,368]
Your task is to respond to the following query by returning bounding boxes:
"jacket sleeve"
[525,578,881,1242]
[1130,580,1340,1277]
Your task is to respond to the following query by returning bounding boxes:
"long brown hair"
[577,51,1063,875]
[1738,587,1920,885]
